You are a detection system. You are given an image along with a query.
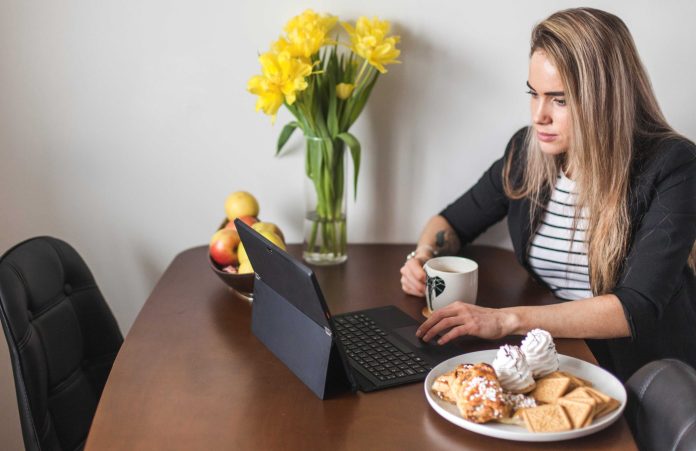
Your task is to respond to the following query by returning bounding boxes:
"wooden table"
[85,245,637,450]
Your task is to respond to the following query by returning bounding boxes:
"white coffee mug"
[424,256,478,313]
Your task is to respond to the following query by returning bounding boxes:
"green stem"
[304,133,347,261]
[354,59,369,88]
[324,220,331,253]
[340,220,347,254]
[308,217,319,252]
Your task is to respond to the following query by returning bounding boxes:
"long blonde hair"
[504,7,696,295]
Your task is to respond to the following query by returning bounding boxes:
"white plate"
[424,350,626,442]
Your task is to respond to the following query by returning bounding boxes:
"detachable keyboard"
[333,313,432,386]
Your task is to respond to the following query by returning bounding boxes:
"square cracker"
[544,370,593,390]
[565,386,621,418]
[530,377,571,404]
[522,404,573,432]
[595,397,621,419]
[542,371,565,379]
[582,410,595,428]
[585,387,611,404]
[564,386,592,398]
[564,387,605,415]
[582,387,614,416]
[563,394,598,417]
[558,398,593,429]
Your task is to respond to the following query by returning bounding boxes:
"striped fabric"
[528,172,593,300]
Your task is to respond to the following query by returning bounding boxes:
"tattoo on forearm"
[435,231,445,248]
[435,229,460,255]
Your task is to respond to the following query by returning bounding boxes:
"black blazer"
[441,127,696,381]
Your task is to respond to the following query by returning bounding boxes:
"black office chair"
[0,237,123,451]
[625,358,696,451]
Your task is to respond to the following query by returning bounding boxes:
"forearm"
[414,215,461,260]
[504,294,631,339]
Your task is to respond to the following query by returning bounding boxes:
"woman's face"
[528,50,571,155]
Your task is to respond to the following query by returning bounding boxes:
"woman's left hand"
[415,301,518,344]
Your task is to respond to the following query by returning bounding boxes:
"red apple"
[224,215,258,231]
[209,229,240,266]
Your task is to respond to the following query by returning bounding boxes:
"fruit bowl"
[208,219,254,300]
[208,254,254,299]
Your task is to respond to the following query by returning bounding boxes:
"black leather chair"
[0,237,123,451]
[625,358,696,451]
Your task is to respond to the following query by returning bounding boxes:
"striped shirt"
[528,172,593,300]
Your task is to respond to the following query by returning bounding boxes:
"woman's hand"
[400,257,427,296]
[416,301,518,344]
[400,215,461,297]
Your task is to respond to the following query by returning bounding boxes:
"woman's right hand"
[400,256,427,297]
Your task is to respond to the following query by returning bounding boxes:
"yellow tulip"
[342,17,401,74]
[281,9,337,59]
[336,83,355,100]
[246,75,283,120]
[247,51,313,121]
[271,37,292,55]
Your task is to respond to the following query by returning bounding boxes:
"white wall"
[1,1,694,447]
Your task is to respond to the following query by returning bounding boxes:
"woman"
[402,7,696,381]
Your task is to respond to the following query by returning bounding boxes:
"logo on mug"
[426,275,445,311]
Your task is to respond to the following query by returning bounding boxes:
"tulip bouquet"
[247,9,400,265]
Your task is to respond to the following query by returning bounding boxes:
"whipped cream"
[492,345,536,394]
[520,328,559,378]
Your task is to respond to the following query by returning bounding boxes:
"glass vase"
[303,135,348,265]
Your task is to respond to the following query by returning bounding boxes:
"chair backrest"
[0,237,123,451]
[625,358,696,451]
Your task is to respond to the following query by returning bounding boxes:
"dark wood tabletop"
[85,244,637,450]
